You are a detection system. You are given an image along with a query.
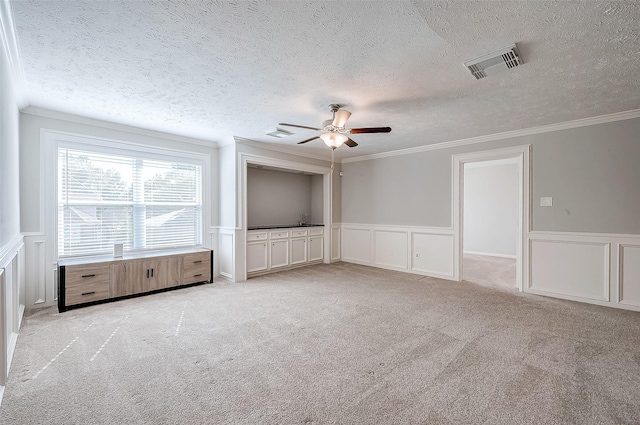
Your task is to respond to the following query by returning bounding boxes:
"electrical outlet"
[540,197,553,207]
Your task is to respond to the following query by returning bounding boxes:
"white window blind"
[58,148,202,258]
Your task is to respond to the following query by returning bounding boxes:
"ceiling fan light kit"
[278,104,391,150]
[320,132,348,149]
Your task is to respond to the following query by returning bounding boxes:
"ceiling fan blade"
[279,123,321,131]
[332,110,352,127]
[297,136,320,145]
[344,138,358,148]
[349,127,392,134]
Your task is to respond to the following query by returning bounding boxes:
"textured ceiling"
[10,1,640,159]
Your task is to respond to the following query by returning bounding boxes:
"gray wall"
[311,174,323,224]
[342,117,640,234]
[0,44,20,247]
[247,168,312,227]
[464,162,518,256]
[19,112,219,233]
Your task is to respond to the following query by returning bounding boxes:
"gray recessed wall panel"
[247,168,312,227]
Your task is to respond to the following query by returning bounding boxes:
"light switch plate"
[540,197,553,207]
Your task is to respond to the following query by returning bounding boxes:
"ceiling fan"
[279,104,391,149]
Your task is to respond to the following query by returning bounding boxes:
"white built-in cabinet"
[247,226,324,277]
[269,229,289,269]
[308,235,323,262]
[246,232,269,273]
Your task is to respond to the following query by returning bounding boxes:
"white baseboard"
[463,250,516,259]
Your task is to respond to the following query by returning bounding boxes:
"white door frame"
[452,145,531,291]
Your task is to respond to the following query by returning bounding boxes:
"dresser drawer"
[66,281,111,306]
[308,228,323,236]
[270,230,289,239]
[64,264,110,287]
[182,264,211,284]
[183,251,210,270]
[247,232,268,241]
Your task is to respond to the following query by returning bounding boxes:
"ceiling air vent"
[463,44,522,79]
[265,128,293,138]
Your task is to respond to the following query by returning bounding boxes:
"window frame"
[43,130,211,261]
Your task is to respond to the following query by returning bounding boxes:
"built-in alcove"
[247,164,323,228]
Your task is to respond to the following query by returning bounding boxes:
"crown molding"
[342,109,640,164]
[234,136,331,162]
[21,106,220,148]
[0,0,28,108]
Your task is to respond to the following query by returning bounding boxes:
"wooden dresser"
[58,248,213,312]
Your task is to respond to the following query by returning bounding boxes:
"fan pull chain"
[331,147,335,173]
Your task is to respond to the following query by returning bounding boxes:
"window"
[58,147,202,258]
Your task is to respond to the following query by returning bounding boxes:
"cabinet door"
[247,241,268,272]
[308,236,323,262]
[270,239,289,269]
[290,238,307,265]
[110,261,147,297]
[147,256,182,291]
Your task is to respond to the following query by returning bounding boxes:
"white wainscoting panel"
[0,235,25,404]
[412,232,455,279]
[374,230,408,270]
[331,225,341,262]
[341,224,455,280]
[23,234,53,308]
[619,244,640,307]
[529,239,609,302]
[218,231,234,279]
[342,227,372,264]
[208,227,219,278]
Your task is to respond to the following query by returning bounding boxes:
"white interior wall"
[463,160,518,257]
[0,39,20,249]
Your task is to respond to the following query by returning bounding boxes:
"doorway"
[462,158,518,291]
[452,146,530,292]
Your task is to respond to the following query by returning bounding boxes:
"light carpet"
[1,262,640,424]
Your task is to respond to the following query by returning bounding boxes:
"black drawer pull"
[194,273,202,277]
[81,274,96,278]
[193,260,203,264]
[81,291,96,296]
